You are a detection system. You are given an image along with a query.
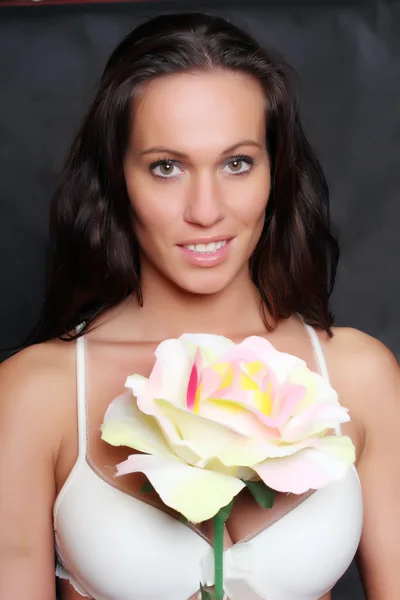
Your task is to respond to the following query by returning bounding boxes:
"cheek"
[126,176,180,235]
[238,199,267,226]
[230,163,270,222]
[231,184,270,228]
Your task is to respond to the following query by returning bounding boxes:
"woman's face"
[124,69,271,296]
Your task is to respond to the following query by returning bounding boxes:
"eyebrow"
[139,139,263,158]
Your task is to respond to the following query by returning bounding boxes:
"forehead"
[131,70,266,155]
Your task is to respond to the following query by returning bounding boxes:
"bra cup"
[54,460,362,600]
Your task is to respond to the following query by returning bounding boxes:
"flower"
[101,334,355,524]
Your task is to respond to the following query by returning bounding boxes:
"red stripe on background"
[0,0,158,7]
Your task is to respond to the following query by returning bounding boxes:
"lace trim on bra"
[56,561,92,599]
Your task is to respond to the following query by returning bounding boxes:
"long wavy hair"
[22,11,339,347]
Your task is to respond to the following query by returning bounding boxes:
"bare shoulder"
[0,339,76,461]
[322,326,398,382]
[317,326,400,435]
[0,337,76,395]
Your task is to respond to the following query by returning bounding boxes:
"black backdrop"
[1,0,400,597]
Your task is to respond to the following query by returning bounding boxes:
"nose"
[183,171,225,228]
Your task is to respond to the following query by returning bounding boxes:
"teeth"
[184,240,227,253]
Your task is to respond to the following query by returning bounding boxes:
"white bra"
[53,322,363,600]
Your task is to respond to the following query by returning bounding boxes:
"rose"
[100,334,355,524]
[101,333,356,600]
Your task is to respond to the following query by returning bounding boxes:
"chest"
[56,334,363,545]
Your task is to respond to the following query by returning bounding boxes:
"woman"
[0,11,399,600]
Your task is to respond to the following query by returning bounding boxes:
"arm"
[341,332,400,599]
[0,344,66,600]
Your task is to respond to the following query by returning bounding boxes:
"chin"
[175,271,236,296]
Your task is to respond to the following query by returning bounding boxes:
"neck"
[119,265,272,342]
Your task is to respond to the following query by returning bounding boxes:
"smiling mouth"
[181,240,228,254]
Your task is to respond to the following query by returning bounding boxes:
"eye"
[223,155,255,176]
[149,159,183,179]
[148,154,255,179]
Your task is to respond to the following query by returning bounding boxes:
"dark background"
[1,0,399,597]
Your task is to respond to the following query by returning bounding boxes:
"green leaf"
[243,480,275,508]
[140,480,154,494]
[216,499,234,523]
[199,583,218,599]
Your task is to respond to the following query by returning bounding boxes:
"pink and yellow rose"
[101,334,355,524]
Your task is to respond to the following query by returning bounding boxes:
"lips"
[178,234,234,246]
[177,238,233,267]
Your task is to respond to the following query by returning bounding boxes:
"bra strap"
[75,323,88,459]
[299,316,341,434]
[296,313,331,385]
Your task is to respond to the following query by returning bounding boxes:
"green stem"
[213,513,224,600]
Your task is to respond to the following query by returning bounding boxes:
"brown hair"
[22,11,339,348]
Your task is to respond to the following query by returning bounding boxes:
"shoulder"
[318,326,400,437]
[325,326,398,384]
[0,338,76,392]
[0,339,76,461]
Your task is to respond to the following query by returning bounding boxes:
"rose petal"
[203,384,304,432]
[196,457,255,481]
[115,453,245,523]
[179,333,236,364]
[154,397,248,458]
[125,373,148,398]
[100,392,175,458]
[216,433,355,471]
[186,348,202,412]
[252,435,356,493]
[127,339,193,415]
[154,419,203,466]
[220,336,306,383]
[200,396,277,437]
[280,402,350,442]
[288,366,338,415]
